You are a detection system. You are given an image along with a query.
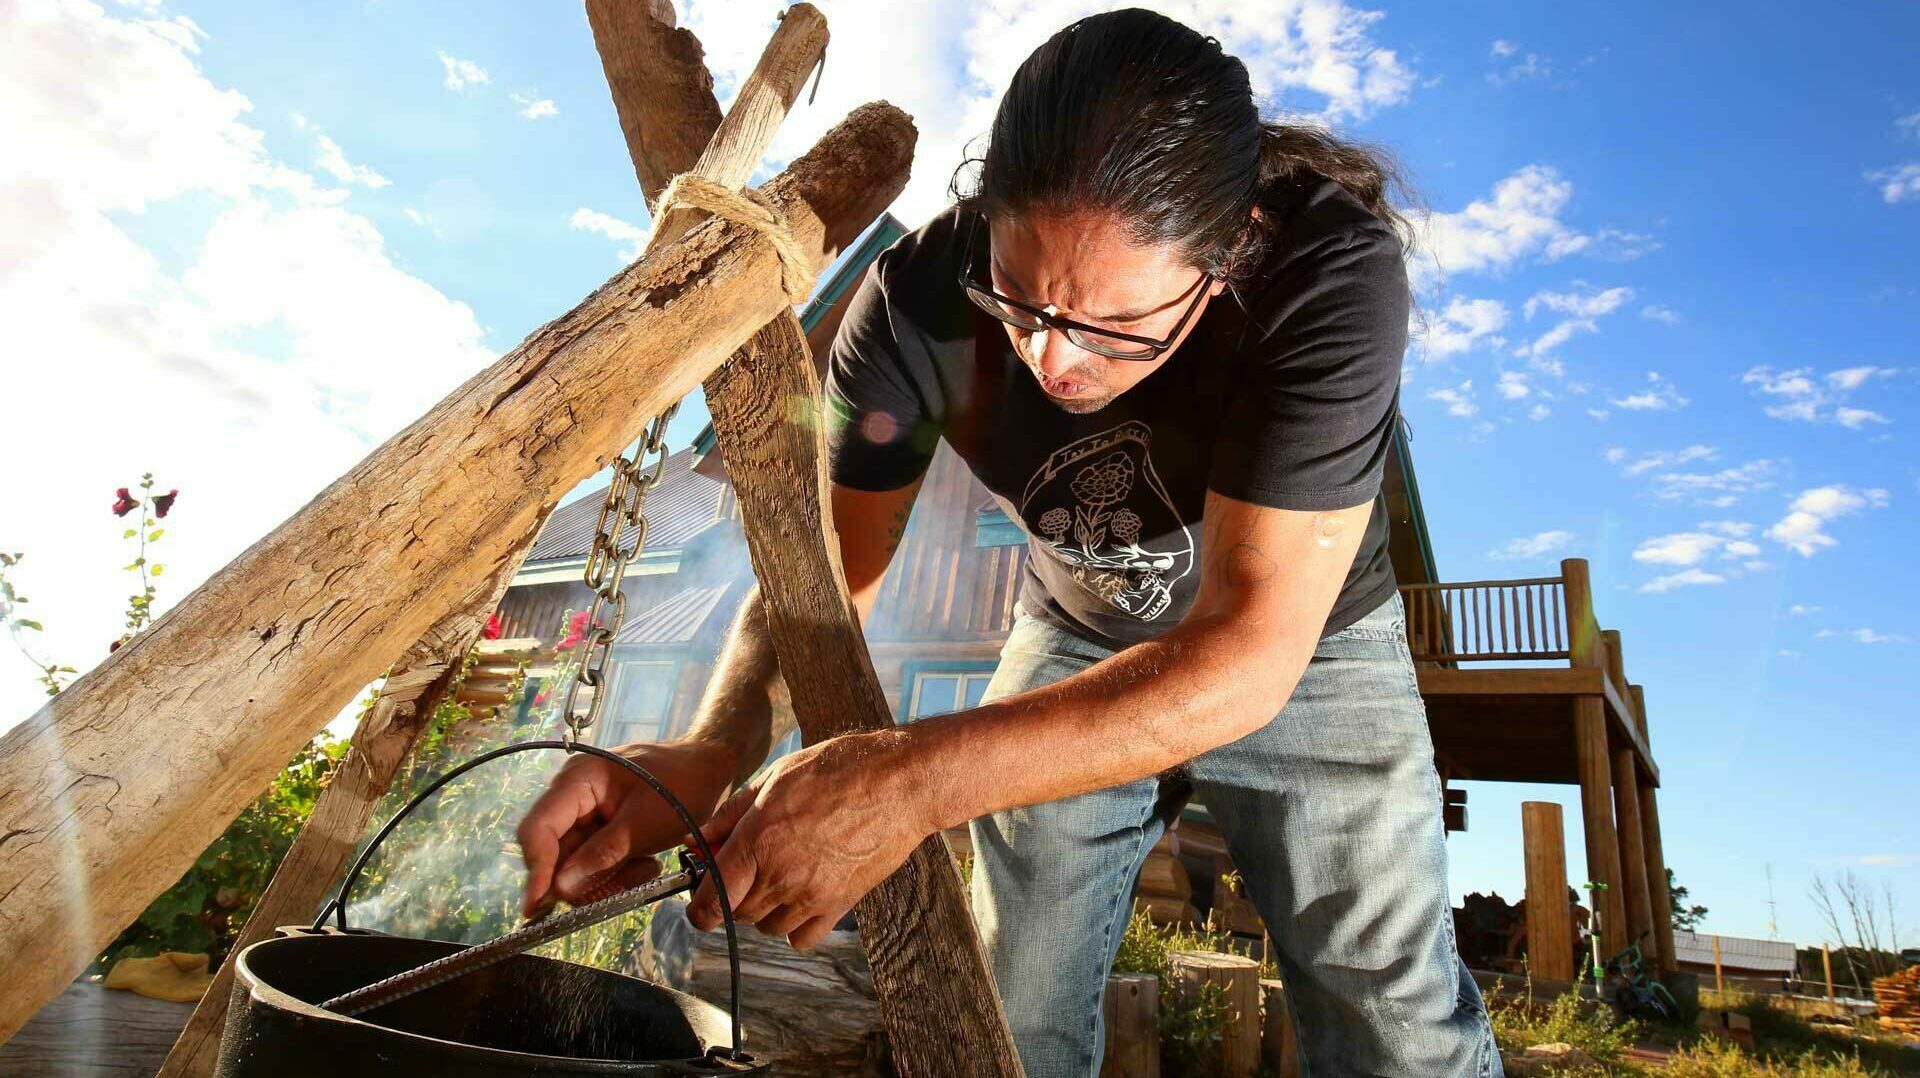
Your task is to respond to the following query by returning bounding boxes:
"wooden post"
[1561,559,1601,669]
[0,102,915,1041]
[1521,801,1575,982]
[706,317,1022,1075]
[1611,746,1655,959]
[588,8,1021,1073]
[1713,934,1725,995]
[1102,972,1159,1078]
[1169,951,1261,1078]
[1259,979,1300,1078]
[1823,944,1836,1002]
[1573,699,1627,955]
[1632,684,1676,973]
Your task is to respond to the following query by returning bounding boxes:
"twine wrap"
[653,173,813,301]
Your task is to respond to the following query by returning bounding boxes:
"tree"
[1668,867,1708,932]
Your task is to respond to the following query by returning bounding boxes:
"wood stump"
[639,898,889,1076]
[1168,950,1261,1078]
[1259,978,1301,1078]
[1101,972,1159,1078]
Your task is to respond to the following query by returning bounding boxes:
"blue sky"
[1,0,1915,950]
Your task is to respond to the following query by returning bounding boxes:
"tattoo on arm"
[884,503,911,554]
[1208,541,1276,588]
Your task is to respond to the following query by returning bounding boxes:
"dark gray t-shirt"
[823,177,1409,649]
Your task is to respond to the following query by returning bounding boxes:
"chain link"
[560,403,679,746]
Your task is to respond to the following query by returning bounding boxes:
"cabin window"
[599,659,677,746]
[974,507,1025,547]
[905,668,995,720]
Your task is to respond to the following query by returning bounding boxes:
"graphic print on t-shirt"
[1019,420,1195,620]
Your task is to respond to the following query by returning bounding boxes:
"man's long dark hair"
[953,8,1418,292]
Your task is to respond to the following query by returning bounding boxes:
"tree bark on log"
[705,317,1024,1078]
[584,0,722,204]
[0,101,914,1042]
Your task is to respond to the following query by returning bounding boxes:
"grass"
[1485,980,1919,1076]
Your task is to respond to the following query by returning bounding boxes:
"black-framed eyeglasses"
[956,212,1212,361]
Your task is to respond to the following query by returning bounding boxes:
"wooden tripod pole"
[0,97,913,1041]
[585,5,1023,1072]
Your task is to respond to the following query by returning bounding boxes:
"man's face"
[988,211,1225,414]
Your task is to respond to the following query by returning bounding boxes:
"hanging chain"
[560,403,679,746]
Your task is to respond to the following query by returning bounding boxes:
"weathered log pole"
[585,0,723,204]
[0,100,915,1041]
[590,7,1024,1072]
[153,8,731,1069]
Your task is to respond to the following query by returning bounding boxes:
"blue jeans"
[962,591,1500,1077]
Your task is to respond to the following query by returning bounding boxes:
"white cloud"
[1614,444,1715,477]
[1789,603,1820,616]
[1527,403,1551,420]
[1414,295,1508,360]
[1766,485,1890,557]
[0,0,492,728]
[1496,370,1530,399]
[1816,628,1910,645]
[1742,364,1898,427]
[1640,303,1681,324]
[1515,283,1631,362]
[569,207,649,262]
[1427,379,1477,417]
[1633,531,1726,567]
[1610,370,1689,411]
[510,92,557,120]
[312,132,390,188]
[1411,165,1591,285]
[1646,458,1773,506]
[1777,648,1799,658]
[1489,39,1516,58]
[1488,49,1550,86]
[1860,854,1920,865]
[437,50,489,91]
[1489,529,1572,561]
[1640,568,1726,594]
[1867,162,1920,203]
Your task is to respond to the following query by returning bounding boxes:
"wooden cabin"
[491,214,1672,974]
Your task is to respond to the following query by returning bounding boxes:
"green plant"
[0,552,75,695]
[94,732,347,968]
[1486,969,1640,1066]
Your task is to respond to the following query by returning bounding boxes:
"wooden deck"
[1421,665,1657,785]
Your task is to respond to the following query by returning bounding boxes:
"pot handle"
[313,739,753,1066]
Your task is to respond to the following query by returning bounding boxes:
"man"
[520,10,1498,1075]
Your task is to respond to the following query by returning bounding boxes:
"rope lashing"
[652,173,812,301]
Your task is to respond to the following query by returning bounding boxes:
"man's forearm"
[897,612,1312,831]
[678,585,797,788]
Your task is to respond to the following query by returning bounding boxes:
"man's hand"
[516,738,739,919]
[681,729,933,951]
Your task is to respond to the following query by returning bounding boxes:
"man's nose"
[1029,327,1087,379]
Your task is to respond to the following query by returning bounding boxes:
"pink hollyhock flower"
[111,489,137,517]
[483,612,504,640]
[152,490,178,519]
[555,609,592,651]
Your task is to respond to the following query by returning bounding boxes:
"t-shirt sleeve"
[822,255,944,492]
[1207,223,1408,511]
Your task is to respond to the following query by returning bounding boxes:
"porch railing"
[1399,576,1571,664]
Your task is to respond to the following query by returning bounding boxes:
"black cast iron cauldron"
[213,741,765,1076]
[215,926,754,1076]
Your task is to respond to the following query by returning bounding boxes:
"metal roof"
[527,448,726,563]
[612,584,735,646]
[1672,931,1798,974]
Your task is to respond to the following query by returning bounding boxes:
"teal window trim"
[897,659,998,723]
[974,506,1025,547]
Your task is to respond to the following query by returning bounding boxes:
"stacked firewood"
[1135,832,1198,926]
[452,637,542,718]
[1873,964,1920,1036]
